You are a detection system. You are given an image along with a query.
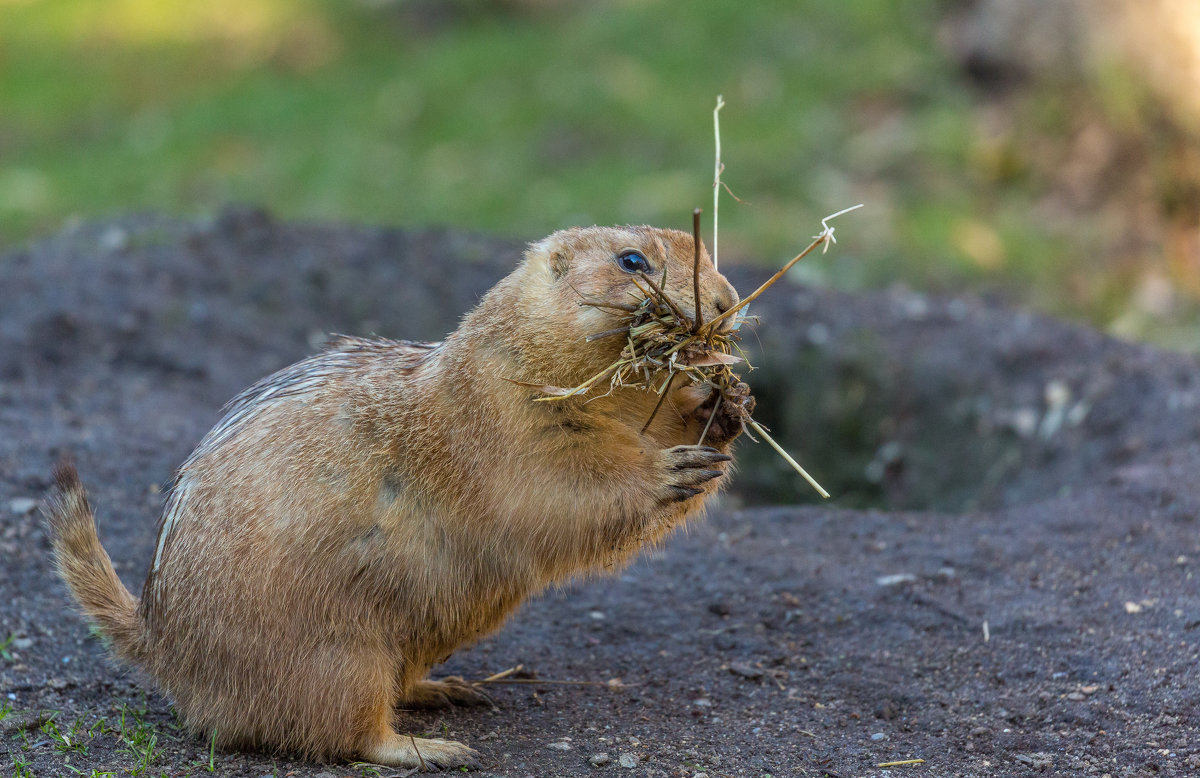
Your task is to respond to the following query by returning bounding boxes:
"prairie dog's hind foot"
[363,731,483,770]
[402,677,495,710]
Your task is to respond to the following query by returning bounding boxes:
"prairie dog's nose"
[713,282,738,316]
[708,278,740,331]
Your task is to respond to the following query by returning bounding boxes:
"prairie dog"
[46,225,745,769]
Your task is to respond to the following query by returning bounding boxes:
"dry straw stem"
[476,664,524,684]
[700,203,863,337]
[712,94,725,271]
[747,418,829,499]
[409,734,428,771]
[474,663,630,688]
[709,94,746,274]
[876,758,926,768]
[472,678,627,687]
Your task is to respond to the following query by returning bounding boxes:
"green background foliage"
[2,0,1195,347]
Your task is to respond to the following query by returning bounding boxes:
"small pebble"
[903,294,929,320]
[588,610,606,620]
[548,741,572,751]
[708,601,731,617]
[99,226,129,253]
[806,322,830,346]
[871,732,887,741]
[618,752,637,768]
[1010,408,1039,438]
[589,753,611,767]
[8,498,37,516]
[729,662,764,680]
[1066,692,1086,701]
[875,573,916,587]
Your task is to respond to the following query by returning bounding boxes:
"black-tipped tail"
[44,461,146,663]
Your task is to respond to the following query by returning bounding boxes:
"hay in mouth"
[517,207,863,499]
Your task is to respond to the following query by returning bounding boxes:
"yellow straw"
[747,419,829,498]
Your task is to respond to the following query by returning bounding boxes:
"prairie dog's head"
[519,226,740,350]
[485,226,741,387]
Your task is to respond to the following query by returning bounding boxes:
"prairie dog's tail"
[44,462,147,663]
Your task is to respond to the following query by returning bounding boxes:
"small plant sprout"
[207,727,218,772]
[0,633,16,662]
[10,751,34,778]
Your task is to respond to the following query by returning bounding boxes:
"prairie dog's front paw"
[693,381,755,445]
[658,445,731,504]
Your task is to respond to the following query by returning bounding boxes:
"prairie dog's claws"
[660,444,730,503]
[664,486,704,503]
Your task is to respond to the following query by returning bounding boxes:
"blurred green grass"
[1,0,1192,346]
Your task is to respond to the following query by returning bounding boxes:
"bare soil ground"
[1,209,1198,777]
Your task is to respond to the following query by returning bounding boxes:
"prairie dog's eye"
[616,250,650,274]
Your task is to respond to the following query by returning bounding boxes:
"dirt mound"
[1,210,1197,776]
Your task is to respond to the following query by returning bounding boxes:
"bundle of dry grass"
[534,205,862,498]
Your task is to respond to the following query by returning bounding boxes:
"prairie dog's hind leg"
[362,728,483,770]
[402,677,494,710]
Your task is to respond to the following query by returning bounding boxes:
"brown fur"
[45,226,743,769]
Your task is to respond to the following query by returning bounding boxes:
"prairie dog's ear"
[549,249,569,279]
[526,236,571,280]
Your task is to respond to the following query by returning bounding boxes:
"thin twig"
[637,271,691,327]
[712,94,725,271]
[692,207,703,333]
[473,678,631,687]
[720,181,746,203]
[697,393,721,446]
[703,204,863,335]
[476,664,524,684]
[579,299,642,313]
[641,371,678,433]
[814,203,864,254]
[747,418,829,498]
[569,279,643,313]
[702,235,824,335]
[876,759,925,768]
[409,734,427,772]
